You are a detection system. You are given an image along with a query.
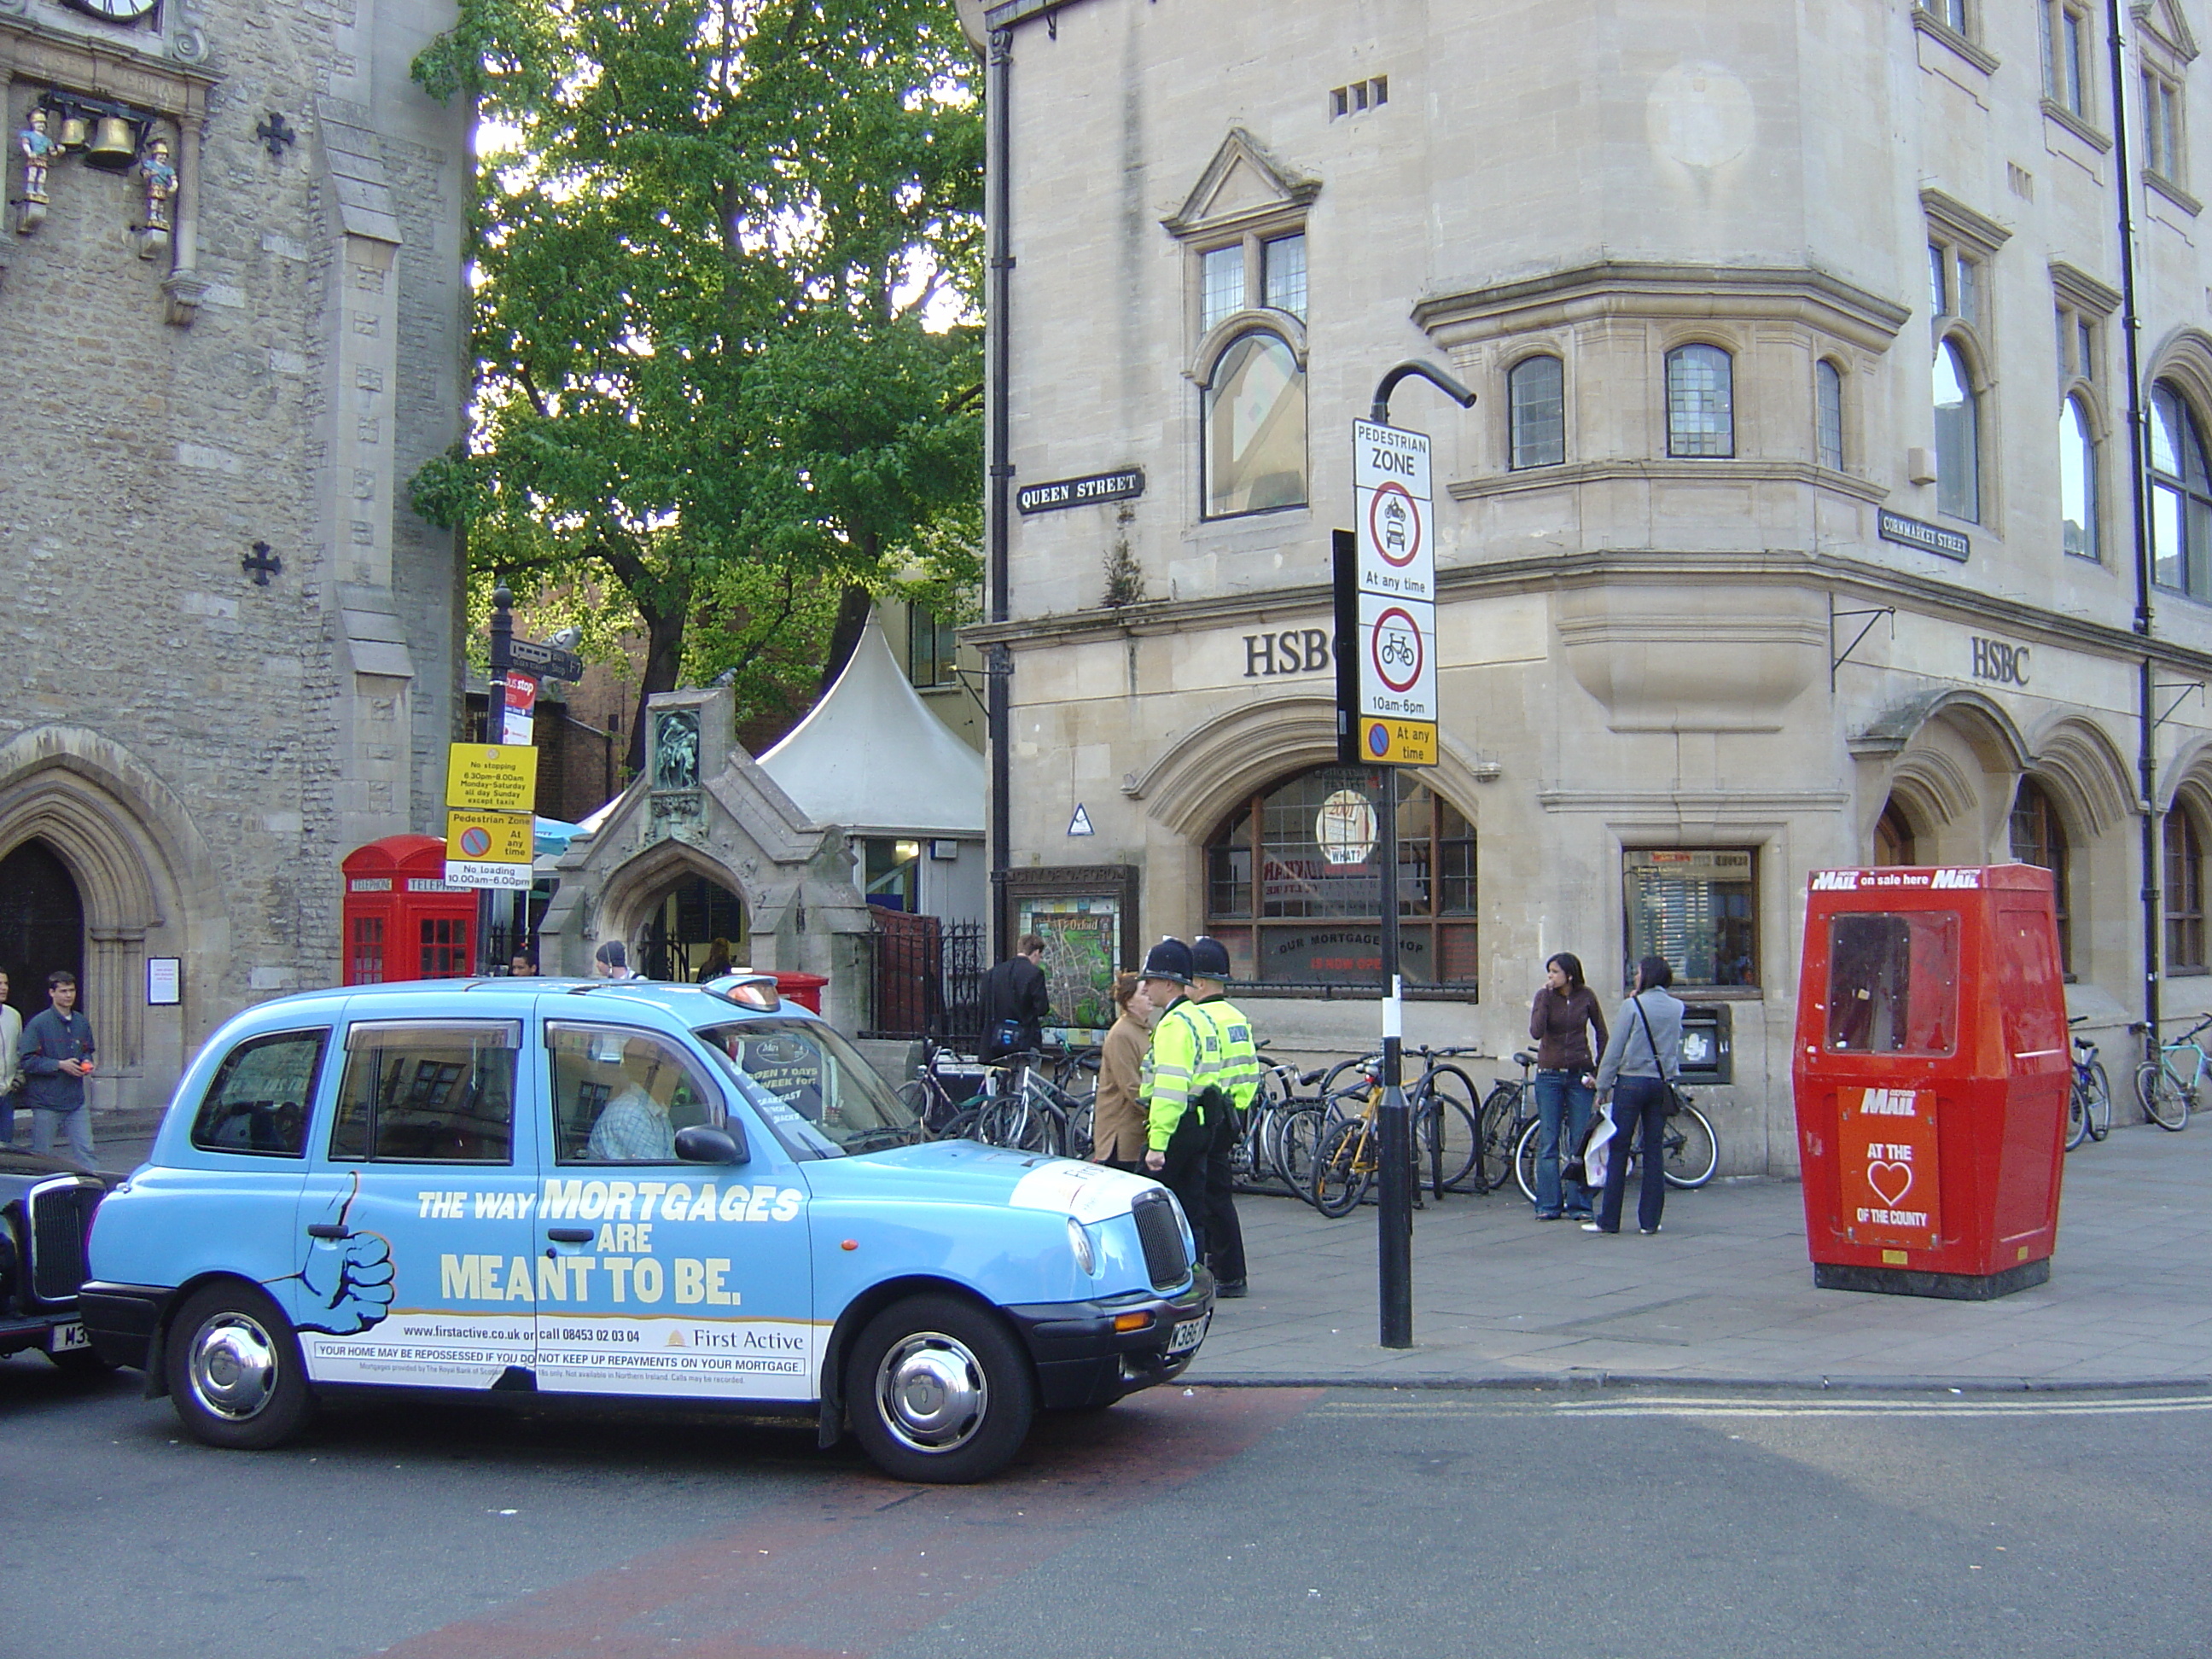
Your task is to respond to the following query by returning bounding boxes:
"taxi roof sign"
[445,742,538,812]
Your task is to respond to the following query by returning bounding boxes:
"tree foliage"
[410,0,983,769]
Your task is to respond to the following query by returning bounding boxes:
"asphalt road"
[3,1353,2205,1659]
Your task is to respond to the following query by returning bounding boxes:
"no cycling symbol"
[1370,606,1423,695]
[1367,481,1422,568]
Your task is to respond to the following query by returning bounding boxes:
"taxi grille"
[28,1180,101,1304]
[1131,1190,1190,1291]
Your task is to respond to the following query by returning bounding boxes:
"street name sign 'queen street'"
[1335,418,1438,768]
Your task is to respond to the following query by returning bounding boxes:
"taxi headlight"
[1067,1215,1097,1276]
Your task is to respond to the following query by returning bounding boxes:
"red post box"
[341,835,480,985]
[772,970,829,1014]
[1791,863,2068,1299]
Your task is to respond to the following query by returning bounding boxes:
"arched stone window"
[1508,353,1565,469]
[1203,331,1307,517]
[2059,393,2098,560]
[1203,764,1476,989]
[2151,380,2212,600]
[1665,343,1733,458]
[2010,777,2071,973]
[1816,359,1845,471]
[1934,337,1981,522]
[2168,806,2207,972]
[1874,800,1918,866]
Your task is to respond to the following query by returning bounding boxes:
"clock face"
[67,0,160,20]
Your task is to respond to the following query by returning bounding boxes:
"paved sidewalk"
[1186,1120,2212,1390]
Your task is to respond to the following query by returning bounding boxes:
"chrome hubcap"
[875,1331,987,1453]
[187,1313,279,1421]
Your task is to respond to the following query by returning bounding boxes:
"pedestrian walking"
[1089,971,1155,1173]
[20,969,96,1166]
[979,933,1051,1062]
[1185,935,1260,1297]
[0,972,21,1148]
[1586,956,1685,1237]
[1528,952,1608,1221]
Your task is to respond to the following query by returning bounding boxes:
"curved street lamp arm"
[1369,360,1477,426]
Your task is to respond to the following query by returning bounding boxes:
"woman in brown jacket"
[1090,972,1155,1172]
[1529,952,1608,1220]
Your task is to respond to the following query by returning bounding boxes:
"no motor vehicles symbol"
[1367,481,1422,568]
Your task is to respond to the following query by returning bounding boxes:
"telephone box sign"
[1839,1085,1941,1251]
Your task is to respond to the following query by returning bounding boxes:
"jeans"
[1532,1069,1594,1216]
[1596,1075,1669,1234]
[0,1090,15,1146]
[31,1105,95,1167]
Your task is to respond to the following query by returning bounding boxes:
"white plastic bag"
[1580,1101,1619,1192]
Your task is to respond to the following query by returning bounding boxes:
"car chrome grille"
[28,1179,100,1304]
[1131,1190,1190,1291]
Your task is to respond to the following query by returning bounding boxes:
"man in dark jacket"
[20,969,96,1165]
[979,934,1051,1060]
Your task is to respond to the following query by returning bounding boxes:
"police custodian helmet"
[1140,936,1193,983]
[1189,935,1232,980]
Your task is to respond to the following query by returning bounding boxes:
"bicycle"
[894,1037,993,1140]
[2065,1016,2112,1150]
[1307,1049,1486,1217]
[2133,1014,2209,1132]
[1475,1052,1539,1193]
[1514,1086,1718,1198]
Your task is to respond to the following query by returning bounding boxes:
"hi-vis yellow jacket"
[1138,994,1261,1151]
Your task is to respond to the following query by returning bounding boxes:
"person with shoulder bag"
[1585,955,1685,1237]
[0,971,21,1147]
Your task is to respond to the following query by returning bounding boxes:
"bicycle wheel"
[976,1092,1031,1148]
[1476,1084,1523,1192]
[1272,1106,1326,1204]
[1060,1095,1094,1161]
[2086,1060,2113,1141]
[1662,1104,1718,1189]
[1513,1115,1541,1206]
[2064,1077,2089,1152]
[1311,1118,1373,1218]
[2138,1060,2191,1131]
[1417,1066,1485,1193]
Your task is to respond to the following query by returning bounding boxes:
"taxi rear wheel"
[166,1283,315,1451]
[847,1295,1034,1484]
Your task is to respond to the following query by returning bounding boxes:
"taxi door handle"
[546,1227,593,1243]
[306,1223,346,1239]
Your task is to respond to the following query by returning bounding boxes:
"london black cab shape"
[1,1147,121,1374]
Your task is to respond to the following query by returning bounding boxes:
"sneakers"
[1640,1225,1663,1235]
[1580,1221,1615,1233]
[1534,1211,1563,1221]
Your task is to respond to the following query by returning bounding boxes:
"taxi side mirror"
[675,1123,748,1165]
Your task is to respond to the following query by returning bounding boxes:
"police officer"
[1185,935,1260,1297]
[1135,938,1216,1268]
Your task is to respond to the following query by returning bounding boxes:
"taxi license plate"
[47,1322,89,1353]
[1166,1313,1208,1355]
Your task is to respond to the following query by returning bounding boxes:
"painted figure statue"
[18,109,55,203]
[140,136,176,231]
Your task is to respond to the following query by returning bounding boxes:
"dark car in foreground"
[1,1148,120,1374]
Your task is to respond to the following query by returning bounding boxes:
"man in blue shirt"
[20,969,96,1165]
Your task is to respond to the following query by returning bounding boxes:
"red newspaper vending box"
[1792,864,2068,1299]
[341,835,478,984]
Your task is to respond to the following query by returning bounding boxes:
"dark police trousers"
[1202,1099,1247,1286]
[1157,1094,1216,1267]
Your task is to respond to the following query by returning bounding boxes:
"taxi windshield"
[696,1018,921,1158]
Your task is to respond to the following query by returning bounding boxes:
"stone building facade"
[2,0,464,1110]
[978,0,2212,1173]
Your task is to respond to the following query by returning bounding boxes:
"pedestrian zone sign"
[444,808,533,891]
[1336,419,1439,767]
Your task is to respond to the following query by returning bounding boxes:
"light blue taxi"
[80,974,1214,1482]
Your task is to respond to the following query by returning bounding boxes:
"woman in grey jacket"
[1586,956,1685,1236]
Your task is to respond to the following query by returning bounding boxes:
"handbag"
[1633,994,1686,1116]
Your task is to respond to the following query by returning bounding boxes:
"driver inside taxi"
[586,1053,678,1161]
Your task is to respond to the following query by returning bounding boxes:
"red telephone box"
[1792,864,2069,1299]
[341,835,479,985]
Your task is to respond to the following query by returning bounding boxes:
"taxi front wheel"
[166,1284,316,1452]
[847,1295,1035,1484]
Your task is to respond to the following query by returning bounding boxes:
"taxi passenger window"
[546,1024,723,1164]
[329,1021,521,1164]
[190,1029,329,1158]
[1825,912,1959,1057]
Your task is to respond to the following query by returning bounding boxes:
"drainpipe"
[985,24,1015,963]
[2107,0,2162,1045]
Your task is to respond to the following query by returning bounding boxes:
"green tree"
[411,0,983,771]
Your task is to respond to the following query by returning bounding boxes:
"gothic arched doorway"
[637,875,747,981]
[0,839,84,1022]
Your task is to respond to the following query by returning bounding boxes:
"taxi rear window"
[190,1028,329,1158]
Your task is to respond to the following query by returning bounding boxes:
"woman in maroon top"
[1528,952,1608,1219]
